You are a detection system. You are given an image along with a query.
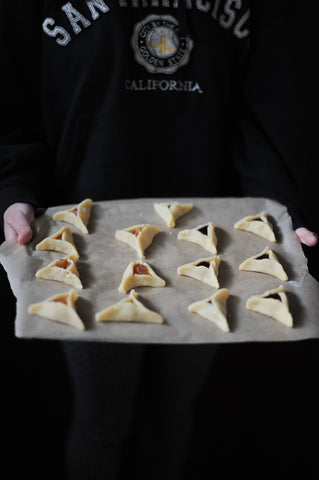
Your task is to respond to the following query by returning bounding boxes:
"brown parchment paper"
[1,197,318,344]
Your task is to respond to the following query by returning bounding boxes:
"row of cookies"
[101,202,294,333]
[97,202,197,323]
[162,203,231,332]
[28,199,93,329]
[110,223,165,323]
[34,198,93,288]
[162,204,293,332]
[28,199,167,329]
[114,201,230,332]
[234,212,293,328]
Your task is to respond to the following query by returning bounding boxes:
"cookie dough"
[36,226,79,259]
[177,255,221,288]
[28,290,85,330]
[178,222,217,254]
[53,198,92,234]
[239,246,288,281]
[154,202,193,228]
[246,285,293,327]
[234,211,276,242]
[115,224,160,258]
[96,289,164,324]
[35,255,82,289]
[188,288,230,332]
[119,260,166,293]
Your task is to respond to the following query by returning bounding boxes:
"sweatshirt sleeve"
[234,1,302,228]
[0,1,51,231]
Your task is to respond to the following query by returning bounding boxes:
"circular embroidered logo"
[131,15,193,74]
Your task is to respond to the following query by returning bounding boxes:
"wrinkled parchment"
[1,197,318,343]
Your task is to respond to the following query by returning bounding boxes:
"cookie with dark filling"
[246,285,293,327]
[178,222,217,254]
[234,211,276,242]
[239,246,288,280]
[177,255,221,287]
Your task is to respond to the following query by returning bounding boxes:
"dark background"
[2,259,318,479]
[3,3,319,477]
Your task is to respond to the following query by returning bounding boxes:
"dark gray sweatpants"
[62,341,219,480]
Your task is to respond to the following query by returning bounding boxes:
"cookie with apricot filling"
[115,224,160,258]
[35,255,82,288]
[28,290,85,330]
[119,260,166,293]
[53,198,92,234]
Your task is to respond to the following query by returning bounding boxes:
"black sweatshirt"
[0,0,301,230]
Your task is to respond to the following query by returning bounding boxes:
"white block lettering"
[233,9,250,38]
[86,0,110,19]
[42,18,71,46]
[61,2,91,34]
[196,0,211,13]
[219,0,241,29]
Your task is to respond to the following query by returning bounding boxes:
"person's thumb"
[3,203,35,244]
[295,227,318,247]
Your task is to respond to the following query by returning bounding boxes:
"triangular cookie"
[53,198,92,234]
[28,290,85,330]
[178,222,217,254]
[234,211,276,242]
[36,226,79,259]
[177,256,221,288]
[35,254,82,289]
[154,202,193,228]
[246,285,293,327]
[188,288,230,332]
[119,260,166,293]
[96,289,163,324]
[239,246,288,281]
[115,224,160,258]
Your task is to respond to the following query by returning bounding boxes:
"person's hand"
[295,227,318,247]
[3,203,35,244]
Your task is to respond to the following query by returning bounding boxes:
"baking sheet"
[1,197,318,343]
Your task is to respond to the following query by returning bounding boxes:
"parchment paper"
[1,197,318,343]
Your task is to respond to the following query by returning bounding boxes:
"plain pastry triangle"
[246,285,293,327]
[119,260,166,293]
[177,256,221,288]
[239,246,288,281]
[178,222,217,254]
[36,226,79,259]
[35,254,82,289]
[28,290,85,330]
[115,224,160,258]
[154,202,193,228]
[234,211,276,242]
[96,289,163,324]
[53,198,92,234]
[188,288,230,332]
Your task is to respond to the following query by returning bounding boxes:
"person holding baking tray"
[0,1,317,479]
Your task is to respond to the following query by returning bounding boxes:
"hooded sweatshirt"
[0,0,301,230]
